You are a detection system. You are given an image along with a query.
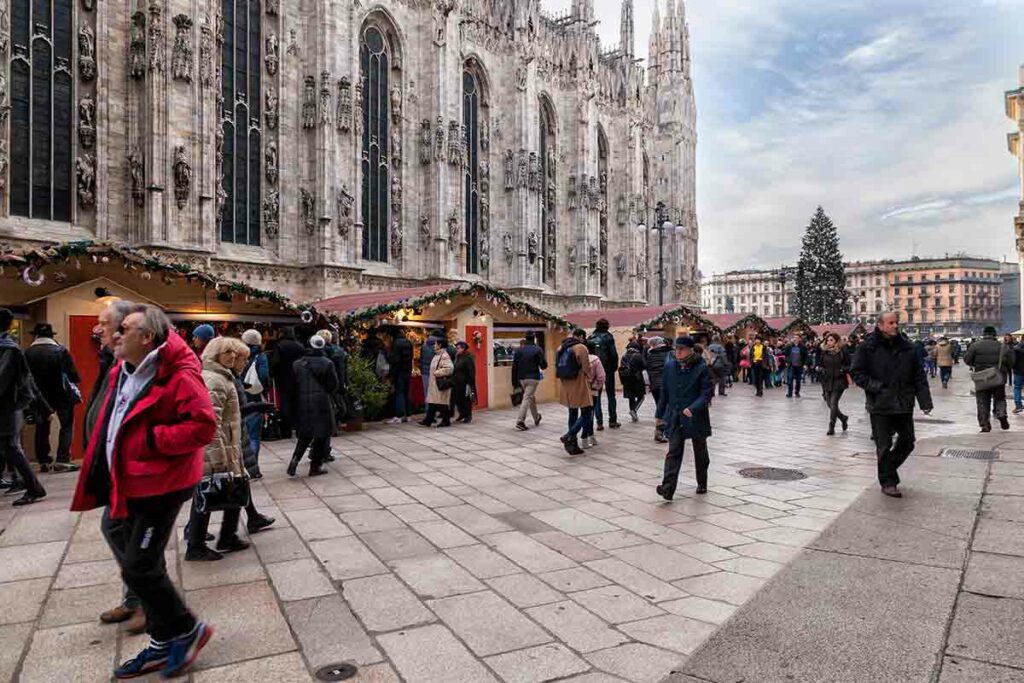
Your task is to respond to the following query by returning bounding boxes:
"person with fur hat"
[964,326,1014,432]
[655,336,714,500]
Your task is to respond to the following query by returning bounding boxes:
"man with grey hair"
[72,303,218,679]
[851,311,933,498]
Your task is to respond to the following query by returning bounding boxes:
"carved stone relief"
[148,3,164,73]
[265,0,278,15]
[171,15,192,82]
[78,26,96,81]
[173,145,191,209]
[319,72,331,127]
[302,76,316,129]
[77,153,96,208]
[199,19,213,88]
[129,13,146,79]
[265,34,279,76]
[337,185,354,238]
[265,89,278,130]
[337,78,352,132]
[265,142,278,185]
[301,188,316,234]
[263,187,279,238]
[78,96,95,149]
[128,146,145,207]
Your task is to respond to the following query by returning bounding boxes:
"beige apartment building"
[887,257,1002,337]
[1006,67,1024,329]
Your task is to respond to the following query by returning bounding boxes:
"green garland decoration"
[634,305,721,335]
[327,282,572,333]
[0,240,313,316]
[769,317,816,337]
[719,313,775,337]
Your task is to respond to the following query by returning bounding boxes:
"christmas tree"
[794,206,848,324]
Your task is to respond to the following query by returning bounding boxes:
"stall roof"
[564,304,679,330]
[704,313,751,329]
[315,284,457,314]
[811,323,865,338]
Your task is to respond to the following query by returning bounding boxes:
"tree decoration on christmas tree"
[794,207,848,324]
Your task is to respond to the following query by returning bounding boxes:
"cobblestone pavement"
[0,366,1008,682]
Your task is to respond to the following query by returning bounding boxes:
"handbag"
[971,345,1006,392]
[511,386,524,407]
[243,356,264,395]
[435,375,453,391]
[195,473,250,513]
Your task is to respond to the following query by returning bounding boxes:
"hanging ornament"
[301,310,314,324]
[21,266,45,287]
[101,256,109,264]
[140,271,152,280]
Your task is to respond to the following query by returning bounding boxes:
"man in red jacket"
[71,304,217,680]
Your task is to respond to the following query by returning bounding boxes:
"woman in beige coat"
[420,338,454,427]
[185,337,248,562]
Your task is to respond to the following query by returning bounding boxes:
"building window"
[10,0,75,221]
[463,68,481,274]
[361,24,391,262]
[540,96,556,283]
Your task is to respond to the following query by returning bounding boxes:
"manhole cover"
[915,417,954,425]
[738,467,806,481]
[315,663,358,681]
[939,448,998,461]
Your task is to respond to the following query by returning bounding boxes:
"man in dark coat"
[270,327,306,438]
[0,309,48,505]
[1013,335,1024,414]
[851,312,934,497]
[287,335,339,477]
[587,318,620,430]
[452,341,476,423]
[964,326,1014,432]
[655,336,713,500]
[620,341,647,421]
[388,327,414,424]
[24,322,81,472]
[644,337,671,442]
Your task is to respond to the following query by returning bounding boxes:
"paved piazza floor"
[0,367,1006,682]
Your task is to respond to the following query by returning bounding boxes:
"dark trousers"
[870,413,915,486]
[662,430,710,492]
[751,365,765,395]
[940,366,952,386]
[787,366,804,396]
[0,412,46,496]
[650,387,664,437]
[393,372,411,419]
[565,406,593,440]
[101,507,141,610]
[34,404,75,465]
[422,403,451,426]
[122,488,197,642]
[976,385,1007,428]
[822,386,848,430]
[710,367,727,395]
[628,393,646,413]
[454,393,473,421]
[601,374,617,424]
[293,436,330,466]
[187,492,241,551]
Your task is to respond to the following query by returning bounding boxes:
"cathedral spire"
[648,2,661,75]
[620,0,634,58]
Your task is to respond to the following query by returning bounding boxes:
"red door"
[69,315,100,461]
[465,325,488,409]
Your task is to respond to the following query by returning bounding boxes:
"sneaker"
[161,622,213,678]
[1014,406,1023,414]
[387,417,402,425]
[114,643,170,679]
[587,436,598,447]
[515,422,529,431]
[184,546,223,562]
[215,537,250,554]
[580,438,591,450]
[247,515,275,535]
[629,410,638,423]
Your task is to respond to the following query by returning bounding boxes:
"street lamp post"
[777,268,789,317]
[638,201,685,305]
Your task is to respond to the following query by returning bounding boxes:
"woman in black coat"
[620,342,647,421]
[452,341,476,423]
[288,336,339,477]
[816,333,850,435]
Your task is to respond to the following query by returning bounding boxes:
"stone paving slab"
[0,367,1012,682]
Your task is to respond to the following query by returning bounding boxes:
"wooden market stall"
[564,304,721,356]
[764,316,816,339]
[705,313,773,340]
[314,283,572,411]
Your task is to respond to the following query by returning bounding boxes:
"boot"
[286,454,301,477]
[566,439,585,456]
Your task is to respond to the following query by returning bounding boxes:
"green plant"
[347,355,391,420]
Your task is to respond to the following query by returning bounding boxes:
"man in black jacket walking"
[24,322,81,472]
[0,309,47,505]
[588,319,620,430]
[388,327,414,424]
[964,326,1014,432]
[851,312,933,498]
[512,332,547,431]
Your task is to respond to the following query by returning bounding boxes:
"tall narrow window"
[220,0,262,245]
[361,25,390,262]
[463,69,480,273]
[10,0,74,221]
[539,96,556,284]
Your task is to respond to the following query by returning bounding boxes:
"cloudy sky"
[543,0,1024,274]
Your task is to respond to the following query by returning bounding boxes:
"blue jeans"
[787,366,804,396]
[1014,371,1023,409]
[940,366,952,386]
[394,373,411,419]
[245,411,262,461]
[565,406,593,440]
[592,390,603,427]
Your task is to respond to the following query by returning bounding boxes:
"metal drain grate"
[738,467,807,481]
[939,448,998,461]
[315,663,358,681]
[915,417,954,425]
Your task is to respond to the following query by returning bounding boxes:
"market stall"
[705,313,773,340]
[764,316,816,339]
[315,283,571,411]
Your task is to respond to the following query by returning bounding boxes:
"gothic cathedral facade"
[0,0,698,309]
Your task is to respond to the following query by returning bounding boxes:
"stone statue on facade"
[527,232,538,264]
[199,17,213,88]
[263,187,279,238]
[528,152,540,192]
[128,146,145,207]
[567,244,577,272]
[390,175,402,213]
[447,208,460,250]
[392,130,402,168]
[567,175,577,210]
[265,88,279,129]
[265,0,279,15]
[504,150,514,191]
[480,119,489,153]
[503,232,514,265]
[614,253,626,279]
[588,245,598,274]
[353,80,363,135]
[265,142,278,185]
[390,84,402,122]
[516,149,527,188]
[448,120,461,166]
[148,3,164,73]
[78,25,96,81]
[337,78,352,132]
[171,15,193,82]
[419,214,430,242]
[78,96,95,149]
[129,12,146,79]
[319,72,332,127]
[337,185,354,238]
[265,33,279,76]
[302,76,316,129]
[77,153,96,209]
[479,237,490,270]
[391,218,404,261]
[434,116,445,163]
[419,120,431,164]
[301,188,316,235]
[173,145,191,209]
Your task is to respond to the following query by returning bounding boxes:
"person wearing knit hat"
[654,335,714,500]
[190,324,215,356]
[287,333,339,477]
[965,324,1013,433]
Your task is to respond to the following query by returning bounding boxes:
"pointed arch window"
[463,69,481,274]
[9,0,75,221]
[539,97,556,284]
[220,0,262,245]
[360,24,390,263]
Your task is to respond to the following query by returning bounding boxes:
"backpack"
[618,352,636,383]
[556,344,581,380]
[588,333,615,369]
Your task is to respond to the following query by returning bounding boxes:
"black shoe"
[324,452,336,462]
[795,393,801,398]
[12,492,45,506]
[999,417,1010,430]
[4,482,27,495]
[418,420,432,427]
[656,485,674,501]
[438,420,451,428]
[786,393,793,398]
[309,464,328,476]
[566,440,585,456]
[695,485,707,495]
[54,462,80,472]
[286,455,301,477]
[248,468,263,480]
[184,546,223,562]
[515,422,529,431]
[609,422,621,429]
[534,415,542,427]
[826,428,835,436]
[980,425,992,433]
[654,433,668,443]
[247,515,275,534]
[0,478,19,490]
[38,463,53,473]
[596,424,604,431]
[560,434,572,444]
[215,537,250,554]
[840,416,849,432]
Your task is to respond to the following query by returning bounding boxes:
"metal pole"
[658,230,664,305]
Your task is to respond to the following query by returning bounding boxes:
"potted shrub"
[344,355,390,431]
